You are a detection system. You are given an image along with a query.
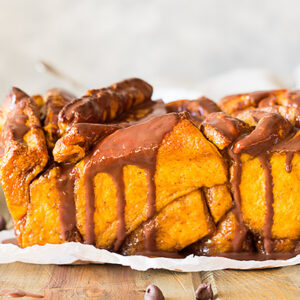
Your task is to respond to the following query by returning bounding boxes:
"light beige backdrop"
[1,0,300,99]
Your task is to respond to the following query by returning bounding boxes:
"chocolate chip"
[0,216,6,231]
[195,283,213,300]
[144,284,165,300]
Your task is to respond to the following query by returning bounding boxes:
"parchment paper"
[0,230,299,272]
[0,69,299,271]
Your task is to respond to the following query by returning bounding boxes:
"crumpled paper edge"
[0,230,299,271]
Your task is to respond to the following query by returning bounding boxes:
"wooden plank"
[0,263,299,299]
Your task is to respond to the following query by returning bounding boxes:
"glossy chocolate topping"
[195,283,213,300]
[202,112,250,149]
[58,78,153,131]
[42,88,76,148]
[0,89,32,146]
[167,96,220,125]
[83,113,180,250]
[56,164,81,242]
[5,87,30,109]
[53,123,121,163]
[233,111,292,156]
[220,89,287,114]
[0,88,39,156]
[144,285,165,300]
[228,149,247,252]
[228,111,294,255]
[0,216,6,231]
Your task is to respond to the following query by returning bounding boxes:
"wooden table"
[0,263,299,299]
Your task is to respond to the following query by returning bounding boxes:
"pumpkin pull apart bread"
[0,80,299,260]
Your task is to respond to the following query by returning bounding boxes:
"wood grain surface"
[0,263,299,299]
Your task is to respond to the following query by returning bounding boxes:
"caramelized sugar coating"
[185,212,252,256]
[221,89,300,127]
[166,96,220,125]
[203,185,232,223]
[53,123,121,164]
[42,88,76,149]
[201,112,249,149]
[31,94,45,110]
[0,88,48,242]
[233,110,293,156]
[58,78,153,133]
[220,89,287,114]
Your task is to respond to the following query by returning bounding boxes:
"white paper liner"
[0,230,299,271]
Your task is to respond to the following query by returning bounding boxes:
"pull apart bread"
[0,79,299,260]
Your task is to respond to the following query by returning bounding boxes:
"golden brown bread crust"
[0,88,49,243]
[42,88,76,149]
[120,190,215,255]
[53,123,121,164]
[0,82,299,259]
[201,112,250,150]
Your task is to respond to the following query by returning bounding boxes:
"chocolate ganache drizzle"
[56,163,80,241]
[54,99,168,245]
[83,113,180,251]
[231,111,293,254]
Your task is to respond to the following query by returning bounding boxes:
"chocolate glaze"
[53,123,122,163]
[5,87,30,109]
[228,149,247,252]
[229,111,296,255]
[54,101,168,243]
[4,113,29,144]
[285,152,294,173]
[166,96,220,125]
[271,130,300,173]
[195,283,213,300]
[218,250,300,260]
[233,111,292,156]
[0,88,37,156]
[83,113,180,251]
[258,154,274,254]
[202,112,249,146]
[58,78,153,130]
[0,216,6,231]
[56,164,81,242]
[221,90,278,113]
[144,284,165,300]
[0,289,43,298]
[42,88,75,147]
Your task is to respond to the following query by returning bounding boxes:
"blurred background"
[1,0,300,102]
